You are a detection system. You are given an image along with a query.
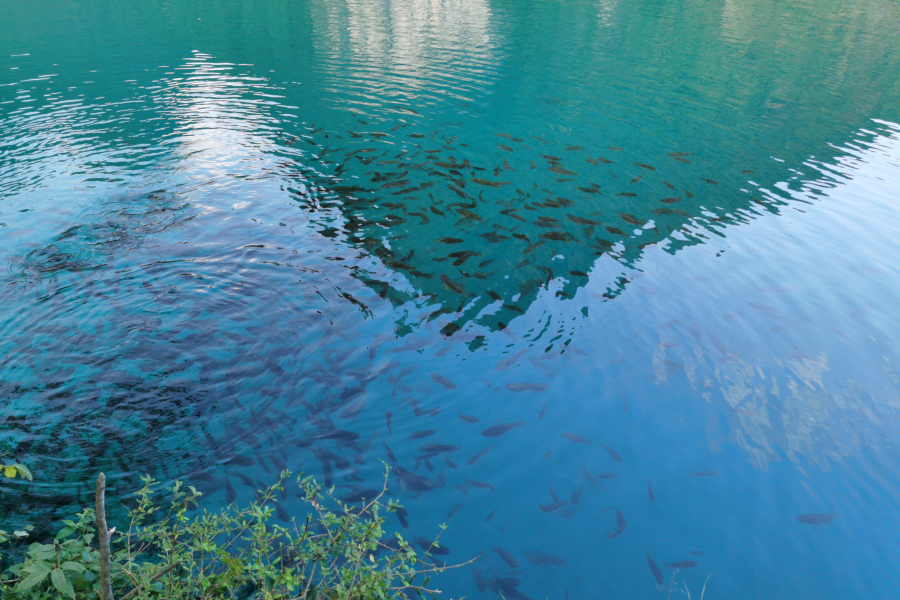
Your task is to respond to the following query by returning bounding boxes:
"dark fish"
[492,547,519,568]
[419,444,460,454]
[386,411,393,436]
[598,472,619,479]
[438,237,464,244]
[539,500,568,512]
[797,512,838,525]
[599,444,623,463]
[471,178,510,188]
[394,466,445,493]
[481,232,510,243]
[597,157,614,164]
[445,455,457,469]
[487,290,502,302]
[567,215,600,225]
[409,430,436,441]
[225,478,236,504]
[666,561,698,569]
[549,165,576,175]
[465,478,496,491]
[440,274,465,294]
[466,445,493,466]
[562,432,592,445]
[606,227,627,236]
[570,270,588,277]
[648,480,655,501]
[382,442,398,465]
[340,487,379,503]
[689,470,718,477]
[647,553,664,584]
[496,134,523,142]
[565,145,582,151]
[395,506,409,528]
[275,501,290,522]
[540,231,575,242]
[605,510,626,538]
[668,152,692,157]
[485,508,497,522]
[381,180,410,189]
[447,500,465,521]
[498,144,514,152]
[482,420,524,437]
[570,489,582,504]
[661,197,682,203]
[635,162,655,170]
[233,472,253,488]
[429,372,457,389]
[505,382,547,392]
[524,550,567,566]
[417,536,451,555]
[702,178,719,185]
[459,413,480,423]
[227,454,255,467]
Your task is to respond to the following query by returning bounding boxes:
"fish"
[445,455,457,469]
[498,144,514,152]
[540,231,575,242]
[605,510,626,538]
[599,444,623,463]
[597,157,614,164]
[647,553,664,584]
[437,237,464,244]
[565,145,582,151]
[419,444,460,454]
[465,478,496,491]
[496,134,523,142]
[562,432,592,445]
[505,382,547,392]
[395,507,409,528]
[568,215,600,225]
[648,480,655,501]
[606,227,627,236]
[539,500,568,512]
[447,500,465,520]
[429,372,457,389]
[382,442,398,465]
[701,178,719,185]
[233,472,254,488]
[340,486,379,503]
[482,420,524,437]
[273,500,290,522]
[487,290,502,302]
[458,413,480,423]
[635,163,655,170]
[225,478,236,504]
[440,274,465,295]
[394,466,445,494]
[524,550,567,566]
[492,547,519,568]
[570,489,582,504]
[417,537,451,556]
[666,561,698,569]
[466,445,493,465]
[409,430,436,441]
[689,551,704,556]
[661,197,681,203]
[485,508,497,522]
[386,411,393,436]
[797,512,838,524]
[471,178,510,188]
[689,470,719,477]
[549,165,577,175]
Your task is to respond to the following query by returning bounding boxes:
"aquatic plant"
[0,469,468,600]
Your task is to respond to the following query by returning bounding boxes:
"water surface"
[2,0,900,598]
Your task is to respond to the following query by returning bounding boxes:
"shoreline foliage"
[1,469,467,600]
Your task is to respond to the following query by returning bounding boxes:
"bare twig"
[96,473,114,600]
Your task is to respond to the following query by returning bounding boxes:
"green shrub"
[1,469,468,600]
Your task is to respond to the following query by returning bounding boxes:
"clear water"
[3,0,900,597]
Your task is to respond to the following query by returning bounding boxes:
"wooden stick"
[96,473,114,600]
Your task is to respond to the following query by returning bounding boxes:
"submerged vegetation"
[0,469,467,600]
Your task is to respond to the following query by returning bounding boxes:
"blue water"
[3,0,900,597]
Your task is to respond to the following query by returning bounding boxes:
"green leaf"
[50,568,68,596]
[55,527,76,540]
[3,466,16,479]
[17,563,51,591]
[60,562,85,574]
[15,464,33,481]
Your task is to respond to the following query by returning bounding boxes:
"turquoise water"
[3,0,900,597]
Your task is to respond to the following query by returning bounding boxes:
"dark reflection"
[279,119,772,336]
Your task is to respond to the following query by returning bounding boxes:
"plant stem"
[96,473,115,600]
